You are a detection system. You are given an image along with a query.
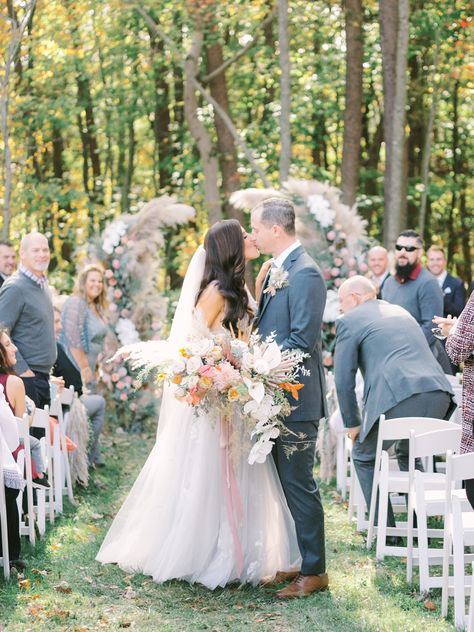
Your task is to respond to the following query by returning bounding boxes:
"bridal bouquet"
[116,332,307,464]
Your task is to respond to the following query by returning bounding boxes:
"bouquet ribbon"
[220,415,244,577]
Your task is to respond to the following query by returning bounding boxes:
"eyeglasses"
[395,244,420,252]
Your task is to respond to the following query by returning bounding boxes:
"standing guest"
[0,328,49,487]
[434,294,474,509]
[0,241,16,288]
[382,230,452,373]
[426,245,465,318]
[335,276,454,526]
[367,246,391,299]
[59,265,108,466]
[0,387,25,570]
[0,233,56,413]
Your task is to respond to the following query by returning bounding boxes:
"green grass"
[0,432,459,631]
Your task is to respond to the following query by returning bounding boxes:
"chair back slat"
[447,451,474,484]
[378,416,459,442]
[411,427,462,460]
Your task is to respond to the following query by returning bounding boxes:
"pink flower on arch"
[116,381,125,389]
[331,267,341,277]
[112,259,121,270]
[114,289,123,299]
[359,262,368,273]
[326,230,336,241]
[119,393,128,401]
[105,269,114,279]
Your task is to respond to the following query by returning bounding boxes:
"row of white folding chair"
[366,416,461,556]
[0,431,10,579]
[406,427,463,587]
[29,406,55,531]
[15,414,41,543]
[49,387,75,514]
[441,451,474,629]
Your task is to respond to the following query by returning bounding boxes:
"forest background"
[0,0,473,291]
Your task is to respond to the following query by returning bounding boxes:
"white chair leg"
[441,513,453,618]
[376,453,389,561]
[453,515,466,628]
[36,488,46,536]
[53,425,63,514]
[468,562,474,632]
[0,475,10,580]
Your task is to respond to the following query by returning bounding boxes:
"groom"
[251,197,328,598]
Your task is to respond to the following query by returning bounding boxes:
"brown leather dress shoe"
[260,569,300,587]
[275,573,329,599]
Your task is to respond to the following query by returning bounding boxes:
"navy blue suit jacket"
[255,246,327,423]
[442,273,465,318]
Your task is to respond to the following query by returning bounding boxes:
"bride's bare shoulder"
[195,281,225,327]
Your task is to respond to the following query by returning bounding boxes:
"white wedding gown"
[96,313,301,589]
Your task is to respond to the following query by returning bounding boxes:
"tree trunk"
[206,40,242,221]
[341,0,363,206]
[51,122,65,180]
[150,36,172,192]
[184,24,221,223]
[382,0,409,248]
[278,0,291,183]
[419,34,440,239]
[1,0,36,239]
[460,189,471,288]
[448,79,460,264]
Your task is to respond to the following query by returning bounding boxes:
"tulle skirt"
[96,389,300,589]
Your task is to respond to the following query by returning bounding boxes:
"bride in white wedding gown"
[96,220,300,589]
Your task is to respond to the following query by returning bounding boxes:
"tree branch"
[135,5,271,188]
[202,9,276,83]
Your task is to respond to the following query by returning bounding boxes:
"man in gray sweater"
[0,233,56,411]
[382,229,452,373]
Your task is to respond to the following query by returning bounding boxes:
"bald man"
[334,276,454,527]
[0,232,56,411]
[367,246,390,299]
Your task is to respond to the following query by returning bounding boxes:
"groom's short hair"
[255,197,295,236]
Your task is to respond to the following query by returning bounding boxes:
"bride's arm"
[195,283,225,330]
[255,259,273,302]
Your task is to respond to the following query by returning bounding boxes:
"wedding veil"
[168,245,206,345]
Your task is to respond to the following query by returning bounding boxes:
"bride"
[96,219,300,589]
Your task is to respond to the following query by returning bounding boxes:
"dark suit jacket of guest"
[442,273,466,318]
[52,342,83,396]
[376,272,391,299]
[255,246,327,423]
[0,276,5,289]
[334,299,454,442]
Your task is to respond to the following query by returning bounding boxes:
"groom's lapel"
[257,246,304,323]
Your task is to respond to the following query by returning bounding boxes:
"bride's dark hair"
[196,219,250,330]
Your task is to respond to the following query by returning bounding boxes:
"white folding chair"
[442,452,474,628]
[406,426,462,587]
[0,433,10,579]
[15,415,37,544]
[468,562,474,632]
[30,407,54,527]
[366,416,460,555]
[49,389,74,513]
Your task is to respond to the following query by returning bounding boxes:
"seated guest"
[0,327,49,488]
[53,303,107,468]
[335,276,455,527]
[426,245,465,318]
[0,386,25,570]
[0,241,16,289]
[367,246,390,299]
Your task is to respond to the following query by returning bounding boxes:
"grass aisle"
[0,432,456,632]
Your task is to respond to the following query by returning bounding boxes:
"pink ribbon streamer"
[220,416,244,577]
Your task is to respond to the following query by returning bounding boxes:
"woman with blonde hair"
[59,264,108,466]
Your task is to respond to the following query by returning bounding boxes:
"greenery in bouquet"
[118,331,307,465]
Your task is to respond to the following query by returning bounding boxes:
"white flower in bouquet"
[243,377,265,404]
[307,194,336,228]
[323,289,341,323]
[248,439,274,464]
[115,318,141,346]
[230,339,248,359]
[242,352,255,371]
[186,356,203,374]
[171,358,186,374]
[189,338,213,357]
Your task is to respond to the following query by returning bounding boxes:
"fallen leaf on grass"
[83,576,94,584]
[123,585,137,599]
[28,603,45,617]
[55,581,72,593]
[233,602,244,609]
[89,512,104,520]
[31,568,48,576]
[118,622,131,628]
[74,627,90,631]
[19,579,31,590]
[424,600,436,611]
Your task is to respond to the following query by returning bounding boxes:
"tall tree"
[0,0,36,238]
[278,0,291,183]
[340,0,363,206]
[380,0,409,247]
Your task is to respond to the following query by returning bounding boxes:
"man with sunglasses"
[382,230,452,373]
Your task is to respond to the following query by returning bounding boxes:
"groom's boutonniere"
[263,267,289,297]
